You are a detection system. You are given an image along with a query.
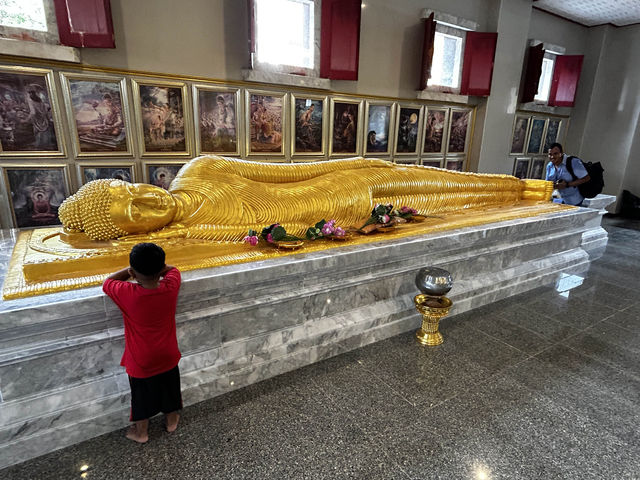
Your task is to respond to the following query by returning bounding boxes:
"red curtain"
[548,55,584,107]
[460,32,498,96]
[418,13,436,90]
[53,0,115,48]
[320,0,362,80]
[521,44,545,103]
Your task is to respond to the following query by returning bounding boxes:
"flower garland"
[243,223,303,246]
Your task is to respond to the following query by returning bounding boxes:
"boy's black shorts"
[129,365,182,422]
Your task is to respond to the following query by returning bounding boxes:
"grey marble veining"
[0,205,609,469]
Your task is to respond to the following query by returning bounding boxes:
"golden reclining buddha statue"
[58,155,554,243]
[5,155,565,299]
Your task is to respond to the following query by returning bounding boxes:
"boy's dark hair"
[129,243,165,276]
[550,142,563,152]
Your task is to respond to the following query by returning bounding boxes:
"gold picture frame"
[2,163,71,228]
[363,100,395,157]
[76,162,136,188]
[510,114,531,155]
[60,72,134,158]
[513,157,531,179]
[394,103,424,156]
[0,65,66,157]
[421,158,444,168]
[446,108,472,154]
[290,93,327,157]
[421,106,449,156]
[131,78,193,157]
[445,157,465,172]
[142,160,186,190]
[245,89,286,157]
[329,97,363,157]
[193,84,241,156]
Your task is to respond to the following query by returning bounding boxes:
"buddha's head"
[59,179,177,240]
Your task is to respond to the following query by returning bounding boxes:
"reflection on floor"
[3,216,640,480]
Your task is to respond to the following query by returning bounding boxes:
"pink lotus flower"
[380,214,391,224]
[322,224,335,235]
[243,235,259,246]
[266,233,274,243]
[334,227,345,236]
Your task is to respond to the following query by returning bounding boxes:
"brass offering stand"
[414,267,453,346]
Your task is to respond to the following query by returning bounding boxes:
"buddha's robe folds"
[165,156,549,240]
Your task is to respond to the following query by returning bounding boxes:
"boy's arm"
[160,265,176,276]
[106,267,131,281]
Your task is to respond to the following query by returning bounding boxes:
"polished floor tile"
[2,216,640,480]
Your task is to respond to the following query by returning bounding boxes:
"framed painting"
[3,165,70,228]
[394,105,423,156]
[291,94,327,156]
[77,163,135,186]
[445,159,464,171]
[143,161,185,190]
[60,72,133,157]
[364,101,393,156]
[0,66,65,157]
[246,90,286,156]
[194,85,240,155]
[543,118,561,152]
[394,158,418,165]
[422,159,443,168]
[510,115,530,155]
[529,157,547,180]
[422,107,449,155]
[447,109,472,154]
[329,98,362,156]
[132,79,192,157]
[513,157,531,179]
[526,117,547,155]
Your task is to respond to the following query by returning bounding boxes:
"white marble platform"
[0,204,610,469]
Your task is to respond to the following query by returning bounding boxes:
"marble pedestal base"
[0,205,609,469]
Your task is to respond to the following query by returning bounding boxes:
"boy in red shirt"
[103,243,182,443]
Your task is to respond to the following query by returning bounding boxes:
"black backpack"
[565,156,604,199]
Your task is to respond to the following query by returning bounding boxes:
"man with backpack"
[545,142,592,206]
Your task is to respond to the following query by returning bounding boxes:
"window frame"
[533,53,556,104]
[250,0,320,78]
[0,0,59,45]
[426,23,466,93]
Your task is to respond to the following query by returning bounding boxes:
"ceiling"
[533,0,640,27]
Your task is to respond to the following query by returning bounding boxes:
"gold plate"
[274,240,304,250]
[326,234,352,241]
[411,215,427,222]
[376,225,396,233]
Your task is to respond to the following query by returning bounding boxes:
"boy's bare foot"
[166,412,180,433]
[126,425,148,444]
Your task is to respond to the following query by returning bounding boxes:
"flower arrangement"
[306,219,346,240]
[243,223,303,246]
[358,204,424,233]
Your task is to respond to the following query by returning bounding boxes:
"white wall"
[578,24,640,209]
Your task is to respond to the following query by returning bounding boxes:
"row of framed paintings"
[512,157,548,180]
[1,156,467,229]
[0,65,473,159]
[510,114,564,156]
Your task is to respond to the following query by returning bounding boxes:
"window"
[254,0,315,73]
[427,25,465,91]
[0,0,47,31]
[0,0,59,44]
[534,55,555,103]
[428,31,463,89]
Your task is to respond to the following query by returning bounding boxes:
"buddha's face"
[108,182,176,234]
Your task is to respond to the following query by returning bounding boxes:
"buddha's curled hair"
[59,179,129,240]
